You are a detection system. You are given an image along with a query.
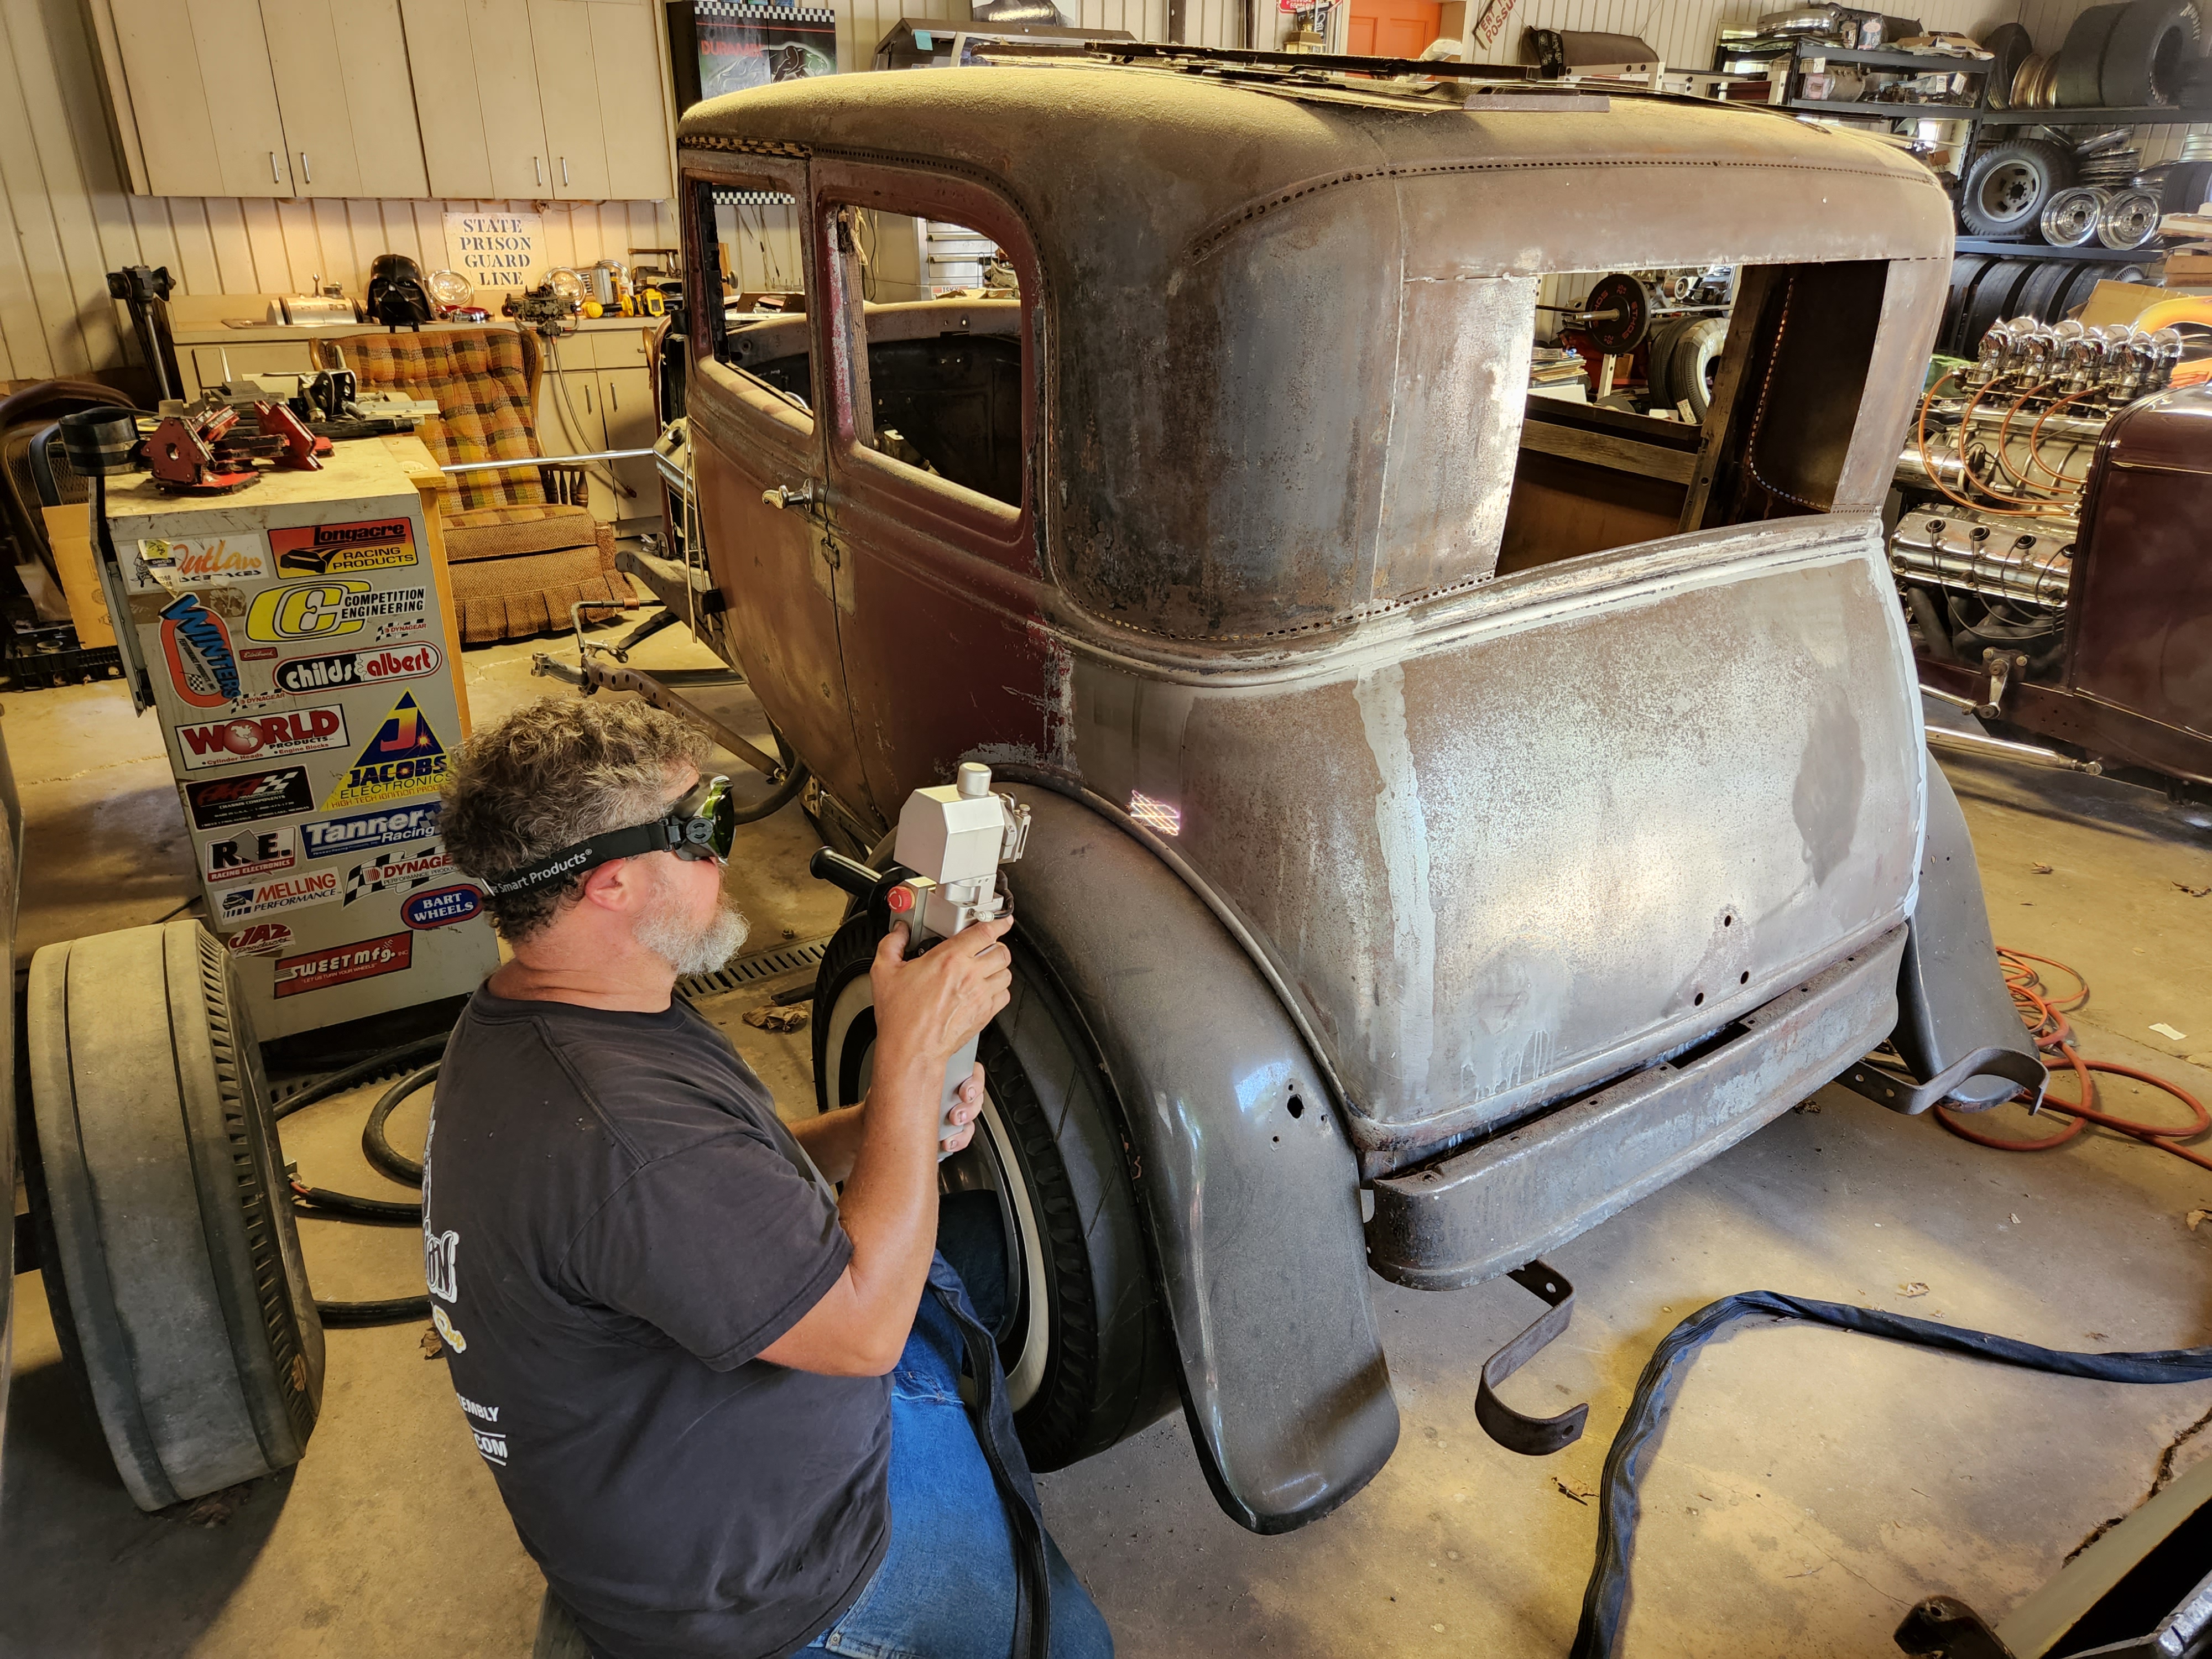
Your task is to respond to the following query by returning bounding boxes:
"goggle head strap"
[479,776,732,898]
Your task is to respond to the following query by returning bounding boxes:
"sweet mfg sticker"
[274,931,413,998]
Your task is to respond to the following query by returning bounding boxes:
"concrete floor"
[6,623,2211,1658]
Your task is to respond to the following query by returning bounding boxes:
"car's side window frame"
[682,158,823,452]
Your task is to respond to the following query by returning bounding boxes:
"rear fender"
[999,784,1399,1533]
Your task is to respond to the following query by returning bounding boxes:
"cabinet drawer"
[582,326,656,369]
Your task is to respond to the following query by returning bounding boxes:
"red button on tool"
[887,886,914,912]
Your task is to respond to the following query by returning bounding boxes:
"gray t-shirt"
[422,985,889,1659]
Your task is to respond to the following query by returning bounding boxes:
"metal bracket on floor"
[1473,1259,1589,1457]
[1894,1596,2018,1659]
[1837,1044,2050,1117]
[528,651,784,782]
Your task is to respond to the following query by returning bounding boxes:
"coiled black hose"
[281,1046,442,1325]
[363,1063,436,1185]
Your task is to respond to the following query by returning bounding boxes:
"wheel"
[2100,0,2199,105]
[811,916,1177,1469]
[1642,317,1689,410]
[1981,21,2034,108]
[2097,188,2164,249]
[1960,141,2078,238]
[1665,317,1726,419]
[2014,259,2076,324]
[26,921,323,1511]
[1960,259,2039,356]
[2054,3,2128,105]
[2040,186,2109,247]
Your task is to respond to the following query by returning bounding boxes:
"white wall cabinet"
[261,0,430,199]
[111,0,294,197]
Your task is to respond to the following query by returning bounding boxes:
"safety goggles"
[480,775,735,897]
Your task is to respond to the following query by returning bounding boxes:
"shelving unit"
[1715,38,1995,130]
[1954,236,2166,262]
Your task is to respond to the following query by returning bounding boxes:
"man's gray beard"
[635,868,749,975]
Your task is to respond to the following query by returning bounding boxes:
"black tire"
[1942,254,1992,354]
[2054,260,2123,316]
[1981,21,2034,107]
[811,916,1177,1470]
[1665,317,1726,419]
[1643,317,1689,410]
[2162,159,2212,214]
[2055,3,2128,105]
[2101,0,2200,105]
[2015,259,2076,323]
[1960,140,2078,238]
[1960,259,2038,356]
[27,922,323,1511]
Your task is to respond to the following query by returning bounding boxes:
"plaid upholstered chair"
[316,328,628,643]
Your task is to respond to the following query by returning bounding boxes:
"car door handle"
[761,481,815,510]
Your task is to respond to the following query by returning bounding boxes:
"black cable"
[271,1031,449,1121]
[363,1063,436,1185]
[1572,1292,2212,1659]
[317,1295,431,1327]
[290,1181,420,1223]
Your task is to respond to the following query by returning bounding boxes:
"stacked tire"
[1939,251,2151,357]
[1646,317,1727,420]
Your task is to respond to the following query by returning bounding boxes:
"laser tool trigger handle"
[939,1034,980,1164]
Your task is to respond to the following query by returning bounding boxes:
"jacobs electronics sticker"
[201,825,297,883]
[185,768,316,830]
[344,842,456,905]
[273,641,442,695]
[269,518,419,576]
[135,533,268,588]
[215,868,340,924]
[300,801,441,859]
[245,581,428,643]
[157,592,244,709]
[224,921,295,957]
[322,692,446,808]
[274,931,413,998]
[404,885,484,929]
[175,706,348,772]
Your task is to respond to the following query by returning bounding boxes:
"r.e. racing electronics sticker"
[404,886,484,930]
[322,691,446,808]
[185,767,316,830]
[245,580,428,643]
[273,931,412,999]
[345,842,455,904]
[269,518,419,577]
[273,642,442,695]
[175,706,348,772]
[201,825,297,882]
[300,802,441,860]
[215,868,340,925]
[158,593,243,709]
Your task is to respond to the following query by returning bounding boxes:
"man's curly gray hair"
[441,697,711,942]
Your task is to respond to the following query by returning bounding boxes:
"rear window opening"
[701,185,814,416]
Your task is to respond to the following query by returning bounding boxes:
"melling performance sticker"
[185,767,316,830]
[404,885,483,930]
[300,801,441,859]
[216,868,340,925]
[158,592,244,709]
[273,641,442,695]
[175,706,348,771]
[270,518,419,577]
[345,842,455,905]
[274,931,412,999]
[202,825,297,883]
[245,581,429,643]
[224,921,294,957]
[322,692,446,808]
[135,532,268,589]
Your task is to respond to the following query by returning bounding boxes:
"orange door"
[1345,0,1441,57]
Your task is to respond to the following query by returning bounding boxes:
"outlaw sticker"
[270,518,419,577]
[135,532,268,589]
[224,921,295,957]
[215,868,341,925]
[300,802,441,859]
[202,825,298,883]
[184,767,316,830]
[176,706,348,772]
[322,692,446,808]
[273,641,442,695]
[274,931,413,998]
[344,842,455,905]
[405,885,484,929]
[158,593,243,709]
[245,581,428,643]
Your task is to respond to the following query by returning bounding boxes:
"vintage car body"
[670,58,2038,1532]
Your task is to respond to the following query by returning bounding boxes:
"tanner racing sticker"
[270,518,419,577]
[274,930,412,998]
[273,641,442,695]
[135,532,268,589]
[245,580,428,643]
[215,868,340,924]
[223,921,295,957]
[344,842,455,905]
[404,885,483,930]
[201,825,297,882]
[184,767,315,830]
[158,593,243,709]
[321,692,446,808]
[176,706,348,772]
[300,801,441,859]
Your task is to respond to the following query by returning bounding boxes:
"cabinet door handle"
[560,155,570,187]
[270,150,281,184]
[583,384,592,413]
[608,380,617,410]
[534,155,545,187]
[300,150,311,185]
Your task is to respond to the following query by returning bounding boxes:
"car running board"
[1474,1260,1590,1457]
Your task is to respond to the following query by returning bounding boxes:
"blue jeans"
[802,1289,1113,1659]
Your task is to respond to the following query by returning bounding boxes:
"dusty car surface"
[665,54,2040,1532]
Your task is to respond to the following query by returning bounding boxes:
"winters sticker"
[158,593,244,709]
[273,931,413,998]
[300,802,441,859]
[344,842,455,905]
[404,885,483,929]
[321,692,447,808]
[215,868,340,924]
[184,767,316,830]
[134,532,268,589]
[270,518,419,576]
[175,706,348,771]
[273,642,442,695]
[223,921,295,957]
[244,581,428,643]
[201,825,297,882]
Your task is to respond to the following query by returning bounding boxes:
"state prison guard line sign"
[444,211,545,293]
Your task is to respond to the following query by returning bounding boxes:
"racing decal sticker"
[215,868,340,925]
[175,706,348,771]
[244,580,428,643]
[270,517,420,576]
[404,885,483,929]
[201,825,297,882]
[157,592,243,709]
[321,692,447,808]
[184,767,316,830]
[274,930,412,998]
[300,801,441,859]
[135,532,268,588]
[343,842,455,904]
[272,641,442,695]
[223,921,295,957]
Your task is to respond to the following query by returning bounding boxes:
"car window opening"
[697,182,815,420]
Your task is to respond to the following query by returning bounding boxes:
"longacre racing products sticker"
[216,868,340,924]
[176,706,348,772]
[224,921,294,957]
[245,581,428,643]
[405,885,483,929]
[322,692,446,808]
[185,767,316,830]
[345,842,455,905]
[135,533,268,589]
[270,518,419,577]
[300,801,440,859]
[273,641,442,695]
[202,825,297,882]
[158,593,243,709]
[274,931,412,998]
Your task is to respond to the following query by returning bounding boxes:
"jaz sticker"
[300,802,441,859]
[158,593,243,709]
[345,842,455,905]
[184,768,316,830]
[244,581,427,643]
[224,921,295,957]
[273,641,441,695]
[274,930,413,998]
[404,885,483,929]
[202,825,297,882]
[322,692,447,808]
[270,518,419,577]
[175,706,348,771]
[215,868,340,924]
[135,533,268,589]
